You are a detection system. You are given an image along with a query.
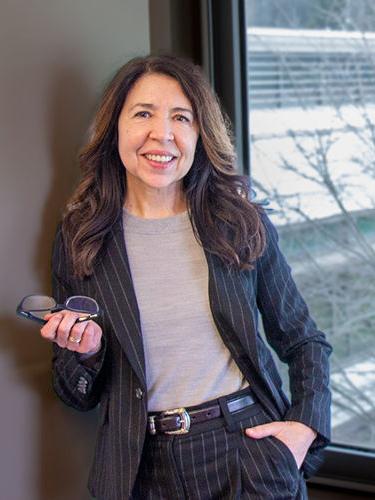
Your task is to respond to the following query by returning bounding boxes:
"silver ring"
[68,335,81,344]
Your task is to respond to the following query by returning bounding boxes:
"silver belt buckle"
[163,407,191,435]
[148,415,157,435]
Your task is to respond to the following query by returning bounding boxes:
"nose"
[149,117,174,142]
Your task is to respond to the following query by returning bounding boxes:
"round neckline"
[123,208,191,234]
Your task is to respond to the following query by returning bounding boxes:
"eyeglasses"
[16,294,100,325]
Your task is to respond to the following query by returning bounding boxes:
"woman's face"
[118,72,199,201]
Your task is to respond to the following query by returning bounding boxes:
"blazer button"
[135,387,143,400]
[77,376,88,394]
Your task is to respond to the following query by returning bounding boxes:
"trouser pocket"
[236,408,302,499]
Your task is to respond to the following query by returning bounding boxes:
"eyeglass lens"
[65,296,98,314]
[20,295,57,319]
[17,294,99,324]
[21,295,56,311]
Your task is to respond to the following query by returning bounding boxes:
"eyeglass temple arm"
[16,309,47,325]
[17,310,98,325]
[75,313,99,323]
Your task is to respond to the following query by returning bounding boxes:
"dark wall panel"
[0,2,149,499]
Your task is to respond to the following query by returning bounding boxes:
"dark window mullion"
[207,0,250,175]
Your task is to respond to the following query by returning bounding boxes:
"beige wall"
[0,2,149,499]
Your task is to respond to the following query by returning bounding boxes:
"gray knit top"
[123,209,248,411]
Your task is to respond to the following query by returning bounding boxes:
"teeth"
[145,154,174,163]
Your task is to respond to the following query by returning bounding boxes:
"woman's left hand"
[245,421,317,469]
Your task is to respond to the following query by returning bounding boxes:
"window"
[206,0,375,491]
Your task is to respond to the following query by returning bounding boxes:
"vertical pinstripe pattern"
[50,210,331,499]
[132,402,307,499]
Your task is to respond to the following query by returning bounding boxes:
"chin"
[143,175,181,190]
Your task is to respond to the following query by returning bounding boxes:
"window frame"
[202,0,375,493]
[202,0,250,175]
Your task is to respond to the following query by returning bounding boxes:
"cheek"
[182,135,199,160]
[118,129,142,158]
[118,141,135,171]
[119,128,132,148]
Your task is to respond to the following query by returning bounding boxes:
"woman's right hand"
[40,310,102,356]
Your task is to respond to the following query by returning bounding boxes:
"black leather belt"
[147,393,256,435]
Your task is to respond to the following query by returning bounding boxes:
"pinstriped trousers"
[131,392,308,500]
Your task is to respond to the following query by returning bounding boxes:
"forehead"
[123,73,193,109]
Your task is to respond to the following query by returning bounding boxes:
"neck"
[124,189,187,219]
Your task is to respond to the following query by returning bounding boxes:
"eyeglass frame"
[16,294,100,326]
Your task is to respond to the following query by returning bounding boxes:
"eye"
[134,110,151,118]
[175,114,190,123]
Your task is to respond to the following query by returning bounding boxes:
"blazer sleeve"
[50,225,107,411]
[256,212,332,448]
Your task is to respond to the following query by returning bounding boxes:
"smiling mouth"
[144,153,176,163]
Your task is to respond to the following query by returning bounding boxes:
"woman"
[41,55,331,500]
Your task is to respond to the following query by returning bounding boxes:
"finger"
[66,321,88,351]
[44,313,54,321]
[77,322,102,355]
[55,312,83,348]
[245,422,285,439]
[40,314,63,341]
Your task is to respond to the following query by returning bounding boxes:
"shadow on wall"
[37,65,99,500]
[1,315,97,500]
[4,65,100,500]
[35,64,96,290]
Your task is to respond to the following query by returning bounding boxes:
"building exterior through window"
[246,0,375,452]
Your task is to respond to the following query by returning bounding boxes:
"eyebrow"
[129,103,194,116]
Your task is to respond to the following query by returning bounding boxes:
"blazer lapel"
[93,217,146,389]
[205,251,261,373]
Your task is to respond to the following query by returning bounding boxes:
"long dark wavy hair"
[62,55,266,278]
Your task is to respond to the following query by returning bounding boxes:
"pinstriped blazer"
[51,211,332,500]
